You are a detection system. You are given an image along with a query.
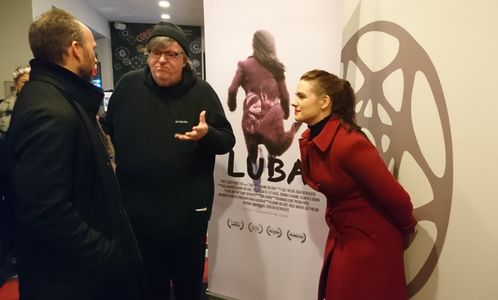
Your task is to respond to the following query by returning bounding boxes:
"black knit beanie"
[148,22,189,56]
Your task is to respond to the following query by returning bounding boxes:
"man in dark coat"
[4,8,143,300]
[103,22,235,300]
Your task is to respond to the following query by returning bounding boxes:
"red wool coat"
[299,116,416,300]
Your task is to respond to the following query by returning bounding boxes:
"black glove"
[227,96,237,111]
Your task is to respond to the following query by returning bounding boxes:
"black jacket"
[5,59,143,300]
[104,66,235,240]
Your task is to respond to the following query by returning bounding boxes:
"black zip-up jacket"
[5,59,143,300]
[103,66,235,240]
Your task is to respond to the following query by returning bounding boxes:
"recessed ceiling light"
[159,1,170,8]
[161,14,171,20]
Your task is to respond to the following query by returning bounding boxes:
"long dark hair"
[300,69,360,131]
[252,30,285,81]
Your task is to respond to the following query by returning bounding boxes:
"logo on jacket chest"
[173,120,191,133]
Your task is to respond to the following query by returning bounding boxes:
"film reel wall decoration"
[341,21,453,297]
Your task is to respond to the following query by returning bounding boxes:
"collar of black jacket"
[143,65,196,98]
[28,58,104,116]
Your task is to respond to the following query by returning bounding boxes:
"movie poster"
[204,0,343,299]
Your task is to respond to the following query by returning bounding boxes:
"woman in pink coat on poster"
[293,69,417,300]
[228,30,300,165]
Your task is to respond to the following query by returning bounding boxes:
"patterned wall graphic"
[342,21,453,297]
[110,22,203,85]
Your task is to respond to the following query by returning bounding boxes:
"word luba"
[227,150,302,184]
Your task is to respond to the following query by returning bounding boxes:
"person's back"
[228,30,290,119]
[0,64,30,287]
[233,57,280,97]
[4,8,143,300]
[0,147,14,288]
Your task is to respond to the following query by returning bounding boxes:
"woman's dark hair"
[300,69,360,131]
[252,30,285,81]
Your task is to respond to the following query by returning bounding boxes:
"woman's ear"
[321,95,331,110]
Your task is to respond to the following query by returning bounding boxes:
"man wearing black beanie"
[102,21,235,300]
[148,22,190,56]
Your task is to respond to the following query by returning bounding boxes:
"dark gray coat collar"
[29,58,104,115]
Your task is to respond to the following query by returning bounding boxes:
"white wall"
[31,0,109,37]
[0,0,33,98]
[343,1,498,299]
[95,37,114,91]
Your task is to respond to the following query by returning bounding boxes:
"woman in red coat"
[293,69,417,300]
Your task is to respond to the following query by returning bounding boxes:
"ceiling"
[82,0,204,26]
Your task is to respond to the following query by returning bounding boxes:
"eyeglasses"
[149,50,183,60]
